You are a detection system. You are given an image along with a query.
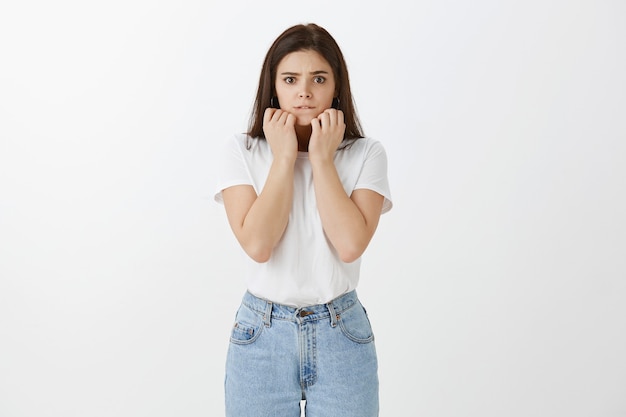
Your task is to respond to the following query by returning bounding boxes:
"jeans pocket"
[230,305,264,345]
[337,301,374,344]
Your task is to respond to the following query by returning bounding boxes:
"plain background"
[1,0,625,416]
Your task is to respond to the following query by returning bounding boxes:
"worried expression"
[274,50,337,127]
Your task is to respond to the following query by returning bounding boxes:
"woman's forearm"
[225,157,294,262]
[310,158,381,263]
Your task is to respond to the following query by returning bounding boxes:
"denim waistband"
[242,290,359,325]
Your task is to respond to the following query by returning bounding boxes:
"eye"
[284,77,295,84]
[314,76,326,84]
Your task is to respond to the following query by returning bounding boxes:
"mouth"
[294,106,316,110]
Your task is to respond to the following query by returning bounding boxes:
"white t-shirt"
[214,133,392,307]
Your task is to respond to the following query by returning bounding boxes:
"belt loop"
[327,301,338,328]
[263,301,272,327]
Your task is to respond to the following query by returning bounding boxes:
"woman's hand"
[309,109,346,163]
[307,108,383,263]
[263,108,298,162]
[224,108,298,263]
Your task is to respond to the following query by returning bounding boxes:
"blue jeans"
[225,290,379,416]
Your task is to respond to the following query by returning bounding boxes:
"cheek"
[275,86,292,103]
[323,86,336,102]
[320,95,334,109]
[274,80,285,93]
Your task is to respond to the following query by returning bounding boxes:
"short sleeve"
[354,140,393,214]
[213,136,253,204]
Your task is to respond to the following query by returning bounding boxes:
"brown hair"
[247,23,364,143]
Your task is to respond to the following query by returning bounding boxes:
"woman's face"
[274,49,336,127]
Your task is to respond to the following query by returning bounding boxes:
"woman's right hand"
[222,108,297,263]
[263,108,298,162]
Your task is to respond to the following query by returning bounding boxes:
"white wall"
[1,1,625,416]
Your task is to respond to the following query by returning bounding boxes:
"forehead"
[276,50,332,71]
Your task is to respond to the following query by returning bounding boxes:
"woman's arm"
[222,108,298,263]
[309,110,385,263]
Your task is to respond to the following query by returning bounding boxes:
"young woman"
[214,23,392,416]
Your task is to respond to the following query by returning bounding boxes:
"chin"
[295,118,314,127]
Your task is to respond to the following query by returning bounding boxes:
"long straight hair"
[247,23,364,143]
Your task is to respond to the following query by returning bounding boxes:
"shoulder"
[228,133,251,150]
[219,133,269,158]
[340,137,387,159]
[227,133,271,153]
[345,137,384,149]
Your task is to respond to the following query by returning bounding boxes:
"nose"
[298,90,312,99]
[298,81,312,98]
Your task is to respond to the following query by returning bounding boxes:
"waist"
[242,290,360,322]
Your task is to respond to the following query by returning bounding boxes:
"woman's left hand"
[309,109,346,163]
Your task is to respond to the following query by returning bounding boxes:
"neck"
[295,124,312,152]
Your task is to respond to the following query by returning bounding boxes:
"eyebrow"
[279,70,330,76]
